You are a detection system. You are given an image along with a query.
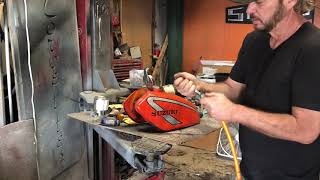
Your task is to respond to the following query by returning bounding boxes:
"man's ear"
[285,0,299,10]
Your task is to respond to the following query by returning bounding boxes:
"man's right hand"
[173,72,200,97]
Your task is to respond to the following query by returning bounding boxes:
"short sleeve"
[292,45,320,111]
[230,33,254,84]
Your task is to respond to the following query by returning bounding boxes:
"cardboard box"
[130,46,142,59]
[202,66,217,75]
[200,60,234,74]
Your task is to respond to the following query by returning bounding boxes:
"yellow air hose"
[176,88,242,179]
[221,121,242,180]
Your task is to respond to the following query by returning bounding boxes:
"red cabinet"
[112,59,143,81]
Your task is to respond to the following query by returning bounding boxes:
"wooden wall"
[121,0,153,68]
[183,0,320,72]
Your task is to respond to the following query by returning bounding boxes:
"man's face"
[247,0,286,32]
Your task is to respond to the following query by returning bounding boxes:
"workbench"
[68,112,234,180]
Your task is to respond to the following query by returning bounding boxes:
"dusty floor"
[162,145,234,180]
[127,123,235,180]
[129,145,234,180]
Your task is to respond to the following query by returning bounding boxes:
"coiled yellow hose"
[191,89,242,179]
[222,121,242,180]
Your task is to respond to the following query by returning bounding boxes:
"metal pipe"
[0,3,5,126]
[0,2,6,126]
[91,0,96,71]
[0,48,6,126]
[4,6,13,124]
[0,38,5,125]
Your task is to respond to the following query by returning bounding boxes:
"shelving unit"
[112,59,143,81]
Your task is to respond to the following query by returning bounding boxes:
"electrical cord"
[22,0,40,179]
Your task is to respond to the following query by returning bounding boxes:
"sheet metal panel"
[92,0,112,71]
[7,0,32,121]
[0,43,5,126]
[4,8,14,123]
[0,2,4,126]
[92,0,114,92]
[7,0,86,179]
[0,120,37,180]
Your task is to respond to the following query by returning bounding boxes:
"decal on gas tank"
[147,97,196,125]
[152,110,178,116]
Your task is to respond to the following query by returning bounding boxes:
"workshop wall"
[183,0,251,72]
[183,0,320,73]
[122,0,153,68]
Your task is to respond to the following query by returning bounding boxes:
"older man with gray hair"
[174,0,320,179]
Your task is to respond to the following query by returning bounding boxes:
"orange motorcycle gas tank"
[134,91,200,131]
[123,88,148,123]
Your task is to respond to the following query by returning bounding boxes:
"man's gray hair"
[294,0,315,14]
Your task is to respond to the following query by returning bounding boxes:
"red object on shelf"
[153,49,160,57]
[112,16,120,26]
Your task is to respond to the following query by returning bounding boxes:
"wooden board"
[121,0,153,68]
[152,35,168,77]
[180,129,220,151]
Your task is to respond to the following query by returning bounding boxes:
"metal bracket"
[93,125,171,174]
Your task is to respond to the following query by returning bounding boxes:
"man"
[174,0,320,179]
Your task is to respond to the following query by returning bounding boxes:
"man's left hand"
[200,92,237,122]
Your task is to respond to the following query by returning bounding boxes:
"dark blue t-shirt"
[230,22,320,180]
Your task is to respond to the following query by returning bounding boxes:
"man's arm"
[233,105,320,144]
[174,72,246,102]
[200,92,320,144]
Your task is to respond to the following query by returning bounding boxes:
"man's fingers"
[184,85,196,96]
[174,72,186,80]
[189,85,196,94]
[173,77,184,86]
[174,72,200,97]
[184,81,193,91]
[179,79,190,89]
[174,72,195,81]
[205,92,221,97]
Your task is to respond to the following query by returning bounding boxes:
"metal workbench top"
[68,112,234,179]
[68,111,221,145]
